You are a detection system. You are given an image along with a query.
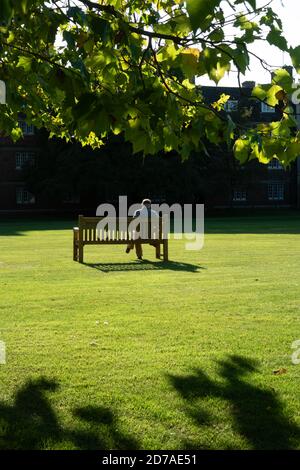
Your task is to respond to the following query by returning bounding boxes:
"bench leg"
[155,242,161,259]
[163,239,168,262]
[73,238,78,261]
[73,244,77,261]
[135,241,143,259]
[78,244,84,263]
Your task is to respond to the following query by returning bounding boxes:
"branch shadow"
[83,260,204,273]
[0,378,139,450]
[167,355,300,450]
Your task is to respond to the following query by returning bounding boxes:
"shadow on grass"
[83,260,204,273]
[0,378,139,450]
[2,212,300,237]
[168,355,300,450]
[0,219,75,236]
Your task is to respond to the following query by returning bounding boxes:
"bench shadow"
[83,260,204,273]
[167,355,300,450]
[0,377,139,450]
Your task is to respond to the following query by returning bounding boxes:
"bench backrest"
[78,215,166,243]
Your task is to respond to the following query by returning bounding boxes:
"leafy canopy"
[0,0,300,165]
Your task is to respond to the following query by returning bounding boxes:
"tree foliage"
[0,0,300,165]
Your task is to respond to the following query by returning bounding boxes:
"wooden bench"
[73,215,169,263]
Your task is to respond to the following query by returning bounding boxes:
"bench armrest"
[73,227,79,241]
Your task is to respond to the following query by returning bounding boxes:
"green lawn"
[0,214,300,450]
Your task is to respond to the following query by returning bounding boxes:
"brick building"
[0,119,40,212]
[202,83,298,209]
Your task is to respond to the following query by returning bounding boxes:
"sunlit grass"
[0,214,300,449]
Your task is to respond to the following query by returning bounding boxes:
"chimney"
[242,81,256,88]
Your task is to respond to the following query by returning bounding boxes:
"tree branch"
[79,0,187,44]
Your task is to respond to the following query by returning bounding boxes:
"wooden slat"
[82,240,163,245]
[75,215,167,262]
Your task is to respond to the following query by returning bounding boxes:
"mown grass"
[0,214,300,449]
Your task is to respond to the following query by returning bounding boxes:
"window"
[233,190,247,201]
[225,100,238,113]
[18,120,35,135]
[268,182,284,200]
[268,159,283,170]
[261,102,275,113]
[15,151,35,170]
[16,188,35,205]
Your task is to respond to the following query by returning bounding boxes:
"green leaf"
[252,85,267,101]
[234,15,259,32]
[17,56,32,72]
[202,48,231,84]
[88,15,111,42]
[271,68,293,92]
[266,84,282,106]
[262,138,282,160]
[171,14,191,36]
[267,28,288,51]
[20,0,29,15]
[234,138,250,164]
[72,92,97,121]
[212,93,230,111]
[231,47,249,74]
[208,28,224,42]
[290,46,300,73]
[236,0,257,10]
[63,30,76,48]
[252,83,282,107]
[11,126,22,142]
[246,0,257,8]
[186,0,221,32]
[67,6,87,26]
[226,116,236,147]
[208,61,231,84]
[178,49,199,79]
[157,44,179,62]
[132,131,148,154]
[283,141,300,165]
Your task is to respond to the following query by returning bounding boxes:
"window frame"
[18,120,35,136]
[261,102,275,113]
[268,159,283,170]
[268,182,284,201]
[15,151,35,170]
[224,99,239,113]
[16,188,36,205]
[232,189,247,202]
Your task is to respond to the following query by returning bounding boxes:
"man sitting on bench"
[126,198,159,260]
